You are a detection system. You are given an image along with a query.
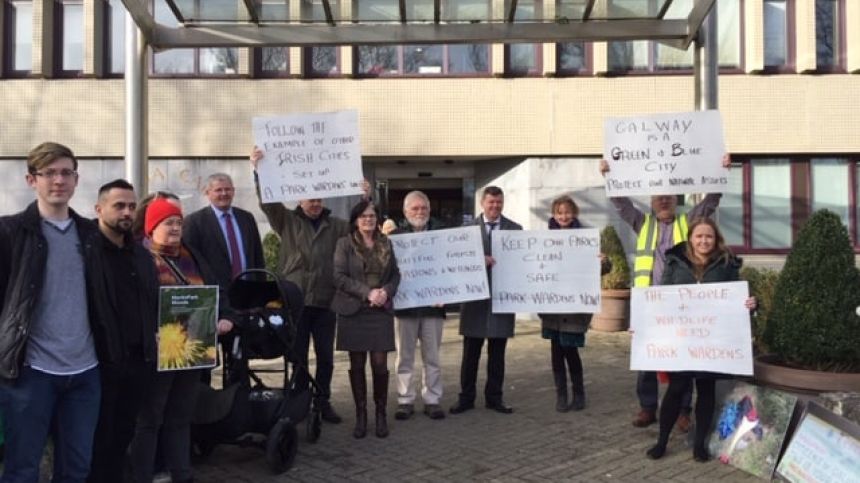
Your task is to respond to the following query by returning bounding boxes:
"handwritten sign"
[252,110,365,203]
[389,226,489,310]
[629,281,752,375]
[603,110,728,197]
[490,229,601,314]
[776,402,860,483]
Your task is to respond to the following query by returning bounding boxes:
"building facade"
[1,0,859,265]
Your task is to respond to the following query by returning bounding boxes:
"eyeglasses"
[32,169,77,180]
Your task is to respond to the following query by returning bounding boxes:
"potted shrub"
[591,225,631,332]
[754,210,860,392]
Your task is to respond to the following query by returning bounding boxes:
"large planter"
[590,289,630,332]
[754,354,860,393]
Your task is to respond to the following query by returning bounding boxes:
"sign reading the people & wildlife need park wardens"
[390,226,489,310]
[252,110,365,203]
[157,286,219,372]
[490,229,601,313]
[629,281,753,375]
[603,110,729,197]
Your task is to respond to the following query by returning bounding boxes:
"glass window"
[106,0,126,75]
[815,0,842,70]
[719,163,745,246]
[151,0,238,75]
[506,0,540,75]
[557,42,589,74]
[302,0,339,76]
[4,0,33,74]
[260,47,289,75]
[763,0,789,68]
[811,159,849,228]
[58,0,83,73]
[751,160,792,248]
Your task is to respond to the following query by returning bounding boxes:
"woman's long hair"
[685,217,732,280]
[348,200,391,265]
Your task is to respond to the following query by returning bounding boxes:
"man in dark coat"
[182,173,265,291]
[0,142,119,482]
[450,186,522,415]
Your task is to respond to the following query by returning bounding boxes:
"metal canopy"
[120,0,716,49]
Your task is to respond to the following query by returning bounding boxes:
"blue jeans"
[636,370,692,412]
[0,366,101,483]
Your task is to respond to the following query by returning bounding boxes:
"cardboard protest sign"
[157,286,219,371]
[390,226,489,310]
[629,281,753,375]
[775,402,860,483]
[490,229,601,314]
[252,110,365,203]
[603,110,729,197]
[709,380,798,480]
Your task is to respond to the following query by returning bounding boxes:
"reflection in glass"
[404,45,443,74]
[308,47,339,75]
[719,164,744,246]
[9,0,33,72]
[61,2,84,72]
[262,47,289,73]
[752,160,792,249]
[764,0,788,67]
[357,46,398,74]
[558,42,586,73]
[815,0,841,69]
[811,159,849,228]
[448,45,489,73]
[200,48,238,74]
[108,0,126,74]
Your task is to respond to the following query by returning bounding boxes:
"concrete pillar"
[125,12,147,193]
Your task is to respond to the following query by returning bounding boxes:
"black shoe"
[424,404,446,420]
[320,402,343,424]
[485,401,514,414]
[693,446,710,462]
[395,404,414,420]
[449,401,475,414]
[646,444,666,460]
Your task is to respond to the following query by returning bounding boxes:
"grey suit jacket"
[459,214,523,339]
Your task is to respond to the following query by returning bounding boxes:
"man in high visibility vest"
[599,156,730,430]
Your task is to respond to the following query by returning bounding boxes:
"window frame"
[3,0,34,78]
[503,0,543,76]
[813,0,846,73]
[555,42,592,76]
[352,44,492,78]
[254,46,291,78]
[762,0,796,74]
[303,46,342,78]
[54,0,85,78]
[104,0,126,78]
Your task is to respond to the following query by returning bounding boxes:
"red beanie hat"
[144,197,183,236]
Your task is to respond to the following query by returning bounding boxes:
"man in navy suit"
[182,173,265,292]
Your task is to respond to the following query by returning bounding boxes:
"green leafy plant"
[263,231,281,273]
[763,210,860,372]
[740,266,780,354]
[600,225,631,290]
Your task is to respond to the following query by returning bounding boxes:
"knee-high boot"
[372,370,390,438]
[348,370,367,439]
[553,369,569,413]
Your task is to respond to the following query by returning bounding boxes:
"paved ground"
[194,319,759,482]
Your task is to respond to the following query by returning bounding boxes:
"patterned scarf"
[147,240,205,286]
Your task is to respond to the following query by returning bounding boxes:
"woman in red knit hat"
[129,195,235,483]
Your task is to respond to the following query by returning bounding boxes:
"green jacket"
[259,201,349,308]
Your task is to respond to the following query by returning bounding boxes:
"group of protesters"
[0,142,755,482]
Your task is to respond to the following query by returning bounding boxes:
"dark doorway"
[385,178,464,228]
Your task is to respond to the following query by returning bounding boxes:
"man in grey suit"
[182,173,265,291]
[450,186,522,415]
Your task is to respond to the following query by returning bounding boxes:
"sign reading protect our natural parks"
[390,226,489,310]
[775,402,860,483]
[603,110,729,197]
[253,110,365,202]
[157,286,219,371]
[629,281,753,375]
[490,229,602,314]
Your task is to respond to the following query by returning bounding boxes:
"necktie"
[487,221,498,239]
[223,212,243,278]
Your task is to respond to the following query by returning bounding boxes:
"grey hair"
[403,190,430,209]
[206,172,234,189]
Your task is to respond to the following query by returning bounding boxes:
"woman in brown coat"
[331,201,401,439]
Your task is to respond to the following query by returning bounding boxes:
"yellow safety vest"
[633,214,688,287]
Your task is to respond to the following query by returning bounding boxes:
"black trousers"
[88,357,151,483]
[293,306,337,400]
[457,336,508,405]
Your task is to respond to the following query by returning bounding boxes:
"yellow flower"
[158,321,210,370]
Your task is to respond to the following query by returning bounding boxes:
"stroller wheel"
[266,418,298,474]
[306,409,322,443]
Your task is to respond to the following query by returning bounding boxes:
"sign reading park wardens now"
[390,226,489,310]
[629,281,753,375]
[603,110,729,197]
[253,110,365,203]
[157,285,219,372]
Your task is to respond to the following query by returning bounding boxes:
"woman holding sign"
[332,201,401,439]
[540,195,610,412]
[646,217,756,462]
[130,195,235,483]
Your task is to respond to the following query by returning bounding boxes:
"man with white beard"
[391,191,447,420]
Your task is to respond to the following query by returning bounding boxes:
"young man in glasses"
[0,142,119,482]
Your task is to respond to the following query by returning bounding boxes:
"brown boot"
[348,369,367,439]
[632,409,657,427]
[372,370,390,438]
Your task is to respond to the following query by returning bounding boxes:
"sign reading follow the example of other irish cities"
[389,226,490,310]
[252,110,365,203]
[491,230,602,314]
[629,281,753,375]
[603,110,729,197]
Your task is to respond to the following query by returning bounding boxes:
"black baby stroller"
[191,269,324,473]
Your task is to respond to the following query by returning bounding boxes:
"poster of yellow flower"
[157,286,219,371]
